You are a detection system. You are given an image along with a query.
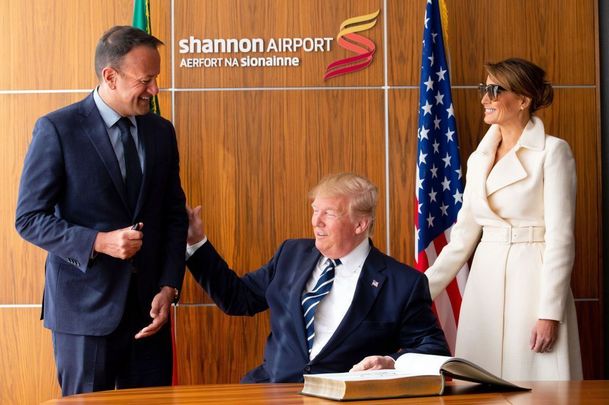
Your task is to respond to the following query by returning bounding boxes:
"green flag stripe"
[133,0,150,31]
[132,0,160,115]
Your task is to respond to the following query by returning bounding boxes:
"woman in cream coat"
[425,58,582,381]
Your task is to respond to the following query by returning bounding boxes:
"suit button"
[304,366,311,373]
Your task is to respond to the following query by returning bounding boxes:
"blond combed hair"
[309,172,378,235]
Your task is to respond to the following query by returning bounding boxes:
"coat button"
[304,366,311,373]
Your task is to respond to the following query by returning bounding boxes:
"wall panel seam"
[383,0,391,254]
[1,85,593,95]
[0,304,42,308]
[171,0,176,125]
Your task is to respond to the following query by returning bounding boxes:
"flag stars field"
[445,128,455,141]
[432,139,440,153]
[436,67,447,81]
[420,126,430,140]
[441,177,451,191]
[419,151,428,164]
[453,189,463,204]
[426,213,435,228]
[442,153,451,167]
[434,116,441,129]
[422,100,433,115]
[424,76,434,90]
[435,91,444,105]
[447,103,455,118]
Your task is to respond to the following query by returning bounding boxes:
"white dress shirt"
[186,236,207,260]
[306,238,370,360]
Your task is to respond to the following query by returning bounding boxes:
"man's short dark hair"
[94,25,164,78]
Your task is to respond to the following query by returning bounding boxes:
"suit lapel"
[312,245,386,361]
[290,246,322,355]
[79,94,131,214]
[134,115,156,218]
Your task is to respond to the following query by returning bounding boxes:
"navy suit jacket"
[16,93,188,336]
[187,238,449,382]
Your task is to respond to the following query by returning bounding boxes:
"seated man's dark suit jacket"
[187,238,449,383]
[15,93,188,336]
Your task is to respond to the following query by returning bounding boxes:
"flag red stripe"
[432,232,462,323]
[445,281,462,323]
[416,251,429,271]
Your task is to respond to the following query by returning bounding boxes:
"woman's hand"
[530,319,559,353]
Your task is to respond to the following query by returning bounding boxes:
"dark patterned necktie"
[116,117,142,211]
[302,258,341,355]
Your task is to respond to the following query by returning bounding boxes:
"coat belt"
[481,226,545,244]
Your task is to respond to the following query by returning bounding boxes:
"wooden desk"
[42,381,609,404]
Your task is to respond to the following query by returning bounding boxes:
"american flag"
[414,0,468,354]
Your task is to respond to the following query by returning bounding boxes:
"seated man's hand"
[186,205,205,245]
[350,355,395,372]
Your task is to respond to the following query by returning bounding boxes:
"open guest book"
[300,353,529,401]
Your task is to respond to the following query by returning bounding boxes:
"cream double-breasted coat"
[425,117,582,380]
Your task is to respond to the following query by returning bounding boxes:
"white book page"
[309,369,417,381]
[394,353,452,376]
[395,353,527,389]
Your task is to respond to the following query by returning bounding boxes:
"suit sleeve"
[186,240,282,315]
[392,273,450,358]
[539,139,576,321]
[158,122,188,290]
[15,117,97,272]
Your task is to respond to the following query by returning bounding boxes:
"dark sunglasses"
[478,83,507,100]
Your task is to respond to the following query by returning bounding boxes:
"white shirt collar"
[93,87,136,128]
[324,238,370,273]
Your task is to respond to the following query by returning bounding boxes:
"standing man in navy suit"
[15,26,187,396]
[186,173,449,383]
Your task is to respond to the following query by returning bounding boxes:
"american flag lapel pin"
[371,280,379,288]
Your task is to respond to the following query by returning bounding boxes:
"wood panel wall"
[0,0,602,403]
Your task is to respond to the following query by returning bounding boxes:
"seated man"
[186,172,449,382]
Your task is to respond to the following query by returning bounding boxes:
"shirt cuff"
[186,236,208,259]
